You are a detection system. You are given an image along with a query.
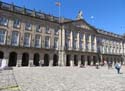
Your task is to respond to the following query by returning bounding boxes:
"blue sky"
[2,0,125,35]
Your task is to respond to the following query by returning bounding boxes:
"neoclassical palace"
[0,1,125,67]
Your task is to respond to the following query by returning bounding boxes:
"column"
[91,56,94,66]
[84,55,87,66]
[62,27,65,50]
[70,55,74,66]
[89,35,91,52]
[94,36,97,52]
[83,33,86,51]
[16,53,22,67]
[49,54,53,66]
[70,31,73,49]
[78,55,81,67]
[59,26,65,66]
[4,52,9,67]
[39,54,44,66]
[120,42,123,54]
[77,32,79,50]
[29,53,34,67]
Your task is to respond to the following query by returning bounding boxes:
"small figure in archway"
[115,62,121,74]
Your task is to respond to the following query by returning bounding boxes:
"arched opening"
[44,54,49,66]
[53,54,58,66]
[66,55,70,66]
[0,51,4,66]
[74,55,78,66]
[22,53,29,66]
[114,58,116,64]
[33,53,40,66]
[121,57,123,65]
[81,55,85,66]
[107,57,109,63]
[87,56,91,65]
[93,56,97,66]
[8,52,17,67]
[0,51,4,59]
[110,57,113,64]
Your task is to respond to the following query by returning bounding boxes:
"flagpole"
[59,3,61,23]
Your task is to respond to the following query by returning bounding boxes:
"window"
[79,41,83,49]
[11,31,19,46]
[91,44,94,51]
[79,34,83,49]
[13,19,20,28]
[0,17,8,26]
[65,39,70,49]
[45,36,50,48]
[36,25,41,32]
[25,23,32,30]
[73,32,77,39]
[86,42,89,51]
[79,34,83,41]
[24,33,31,47]
[73,32,77,49]
[86,34,89,43]
[35,35,41,48]
[54,29,59,35]
[73,40,77,49]
[45,26,50,33]
[54,37,58,48]
[0,30,6,45]
[65,30,70,36]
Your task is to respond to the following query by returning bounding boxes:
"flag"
[55,1,61,6]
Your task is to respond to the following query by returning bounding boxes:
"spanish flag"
[55,1,61,6]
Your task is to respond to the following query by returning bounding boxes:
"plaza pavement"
[0,66,125,91]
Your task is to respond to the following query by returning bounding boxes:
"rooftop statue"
[77,10,83,20]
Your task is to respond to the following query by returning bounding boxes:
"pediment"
[70,19,97,33]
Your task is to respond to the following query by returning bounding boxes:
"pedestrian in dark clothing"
[115,62,121,74]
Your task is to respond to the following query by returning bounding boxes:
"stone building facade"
[0,1,125,67]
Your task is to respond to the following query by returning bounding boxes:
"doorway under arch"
[44,54,49,66]
[8,52,17,67]
[0,51,4,66]
[93,56,97,66]
[81,55,85,66]
[22,53,29,66]
[33,53,40,66]
[66,55,70,66]
[87,56,91,65]
[0,51,4,59]
[53,54,58,66]
[74,55,78,66]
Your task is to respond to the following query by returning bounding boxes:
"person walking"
[115,62,121,74]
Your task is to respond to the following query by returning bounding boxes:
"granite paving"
[0,66,125,91]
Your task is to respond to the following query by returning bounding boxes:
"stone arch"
[8,52,17,67]
[114,57,116,64]
[53,54,58,66]
[81,55,85,66]
[0,51,4,66]
[87,56,91,65]
[93,56,97,66]
[33,53,40,66]
[0,51,4,59]
[44,54,49,66]
[74,55,78,66]
[22,53,29,66]
[66,55,71,66]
